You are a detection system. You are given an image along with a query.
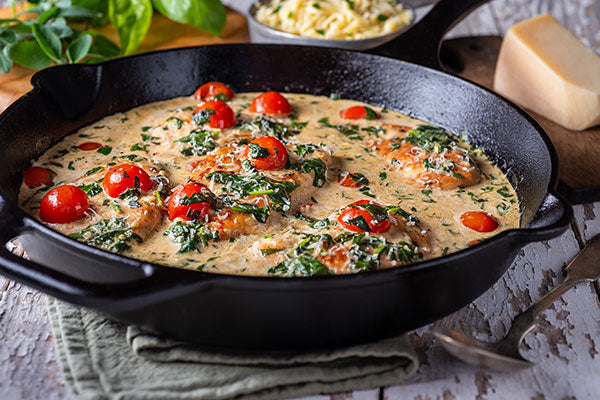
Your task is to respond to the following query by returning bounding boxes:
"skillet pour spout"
[0,0,573,350]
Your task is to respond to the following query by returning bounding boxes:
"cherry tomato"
[242,136,288,171]
[23,166,55,188]
[249,91,292,115]
[168,182,213,221]
[340,106,379,120]
[338,200,391,234]
[102,164,153,198]
[193,82,234,102]
[78,142,103,151]
[460,211,499,233]
[338,172,367,188]
[193,100,236,129]
[39,185,89,224]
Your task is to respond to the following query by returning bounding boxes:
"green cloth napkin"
[48,298,418,400]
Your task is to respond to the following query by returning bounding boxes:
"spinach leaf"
[248,142,270,158]
[294,212,332,230]
[192,108,215,125]
[108,0,153,55]
[152,0,226,36]
[293,143,318,157]
[268,234,333,277]
[401,125,457,153]
[118,187,141,208]
[78,183,102,196]
[164,220,218,253]
[291,158,327,187]
[239,116,305,141]
[207,171,298,213]
[97,145,112,155]
[229,202,270,223]
[70,218,142,252]
[176,129,216,156]
[318,117,362,140]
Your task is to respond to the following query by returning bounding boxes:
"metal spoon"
[432,234,600,371]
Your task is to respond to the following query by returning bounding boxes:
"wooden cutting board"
[440,36,600,204]
[0,6,249,110]
[0,9,598,204]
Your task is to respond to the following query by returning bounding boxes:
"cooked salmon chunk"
[370,125,481,189]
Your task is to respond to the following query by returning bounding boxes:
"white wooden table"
[1,1,600,399]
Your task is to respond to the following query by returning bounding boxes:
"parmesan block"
[493,14,600,131]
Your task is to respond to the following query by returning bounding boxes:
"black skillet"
[0,0,573,351]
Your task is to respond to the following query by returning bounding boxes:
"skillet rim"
[1,43,565,285]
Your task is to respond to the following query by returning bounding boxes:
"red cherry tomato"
[242,136,288,171]
[338,200,391,234]
[193,100,236,129]
[23,166,55,188]
[39,185,89,224]
[249,91,292,115]
[460,211,499,233]
[193,82,234,101]
[78,142,103,151]
[102,164,153,198]
[340,106,379,120]
[168,182,213,221]
[338,172,366,188]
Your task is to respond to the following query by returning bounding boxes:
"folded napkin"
[48,298,418,400]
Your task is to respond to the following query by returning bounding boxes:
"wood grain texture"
[1,1,600,399]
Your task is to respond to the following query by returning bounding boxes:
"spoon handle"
[506,235,600,343]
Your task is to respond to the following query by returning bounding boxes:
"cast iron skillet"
[0,0,573,351]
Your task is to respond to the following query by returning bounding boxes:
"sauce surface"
[19,92,519,276]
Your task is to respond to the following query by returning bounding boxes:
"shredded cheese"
[254,0,413,40]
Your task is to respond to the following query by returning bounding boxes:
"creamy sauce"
[19,93,520,276]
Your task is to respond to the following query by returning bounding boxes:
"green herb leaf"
[5,41,52,69]
[70,218,142,252]
[364,107,377,120]
[78,183,102,196]
[248,142,270,159]
[108,0,153,55]
[164,220,218,253]
[291,158,327,187]
[97,145,112,155]
[152,0,226,36]
[32,23,63,62]
[66,33,92,63]
[192,107,215,125]
[176,129,216,156]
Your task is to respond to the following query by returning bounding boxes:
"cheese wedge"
[493,14,600,131]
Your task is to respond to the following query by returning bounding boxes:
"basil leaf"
[57,6,103,19]
[5,41,52,69]
[151,0,226,36]
[0,50,12,74]
[108,0,153,56]
[85,30,120,60]
[67,34,92,63]
[37,7,60,25]
[0,29,17,44]
[32,24,62,62]
[72,0,110,25]
[46,17,74,39]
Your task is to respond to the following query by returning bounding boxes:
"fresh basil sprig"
[0,0,226,73]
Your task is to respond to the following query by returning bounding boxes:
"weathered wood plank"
[385,230,600,399]
[0,277,67,400]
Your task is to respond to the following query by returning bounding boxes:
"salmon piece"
[73,162,168,241]
[188,142,332,239]
[370,125,481,190]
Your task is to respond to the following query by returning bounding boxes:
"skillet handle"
[369,0,491,69]
[0,198,200,311]
[514,192,574,243]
